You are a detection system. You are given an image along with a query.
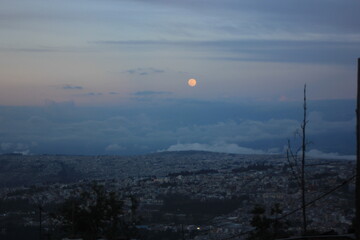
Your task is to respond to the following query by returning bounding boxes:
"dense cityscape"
[0,151,356,239]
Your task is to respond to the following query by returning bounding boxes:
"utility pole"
[356,58,360,240]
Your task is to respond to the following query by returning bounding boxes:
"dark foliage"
[162,194,243,214]
[0,198,34,212]
[54,183,138,240]
[247,204,289,240]
[0,224,38,240]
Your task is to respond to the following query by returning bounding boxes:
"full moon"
[188,78,197,87]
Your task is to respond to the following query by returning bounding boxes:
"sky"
[0,0,359,158]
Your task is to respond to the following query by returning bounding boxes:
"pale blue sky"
[1,0,359,105]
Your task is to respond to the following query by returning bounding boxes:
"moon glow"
[188,78,197,87]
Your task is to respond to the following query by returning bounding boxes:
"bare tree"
[286,84,308,234]
[355,58,360,240]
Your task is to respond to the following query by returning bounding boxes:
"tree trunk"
[301,84,307,234]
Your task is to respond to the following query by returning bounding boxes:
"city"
[0,151,356,239]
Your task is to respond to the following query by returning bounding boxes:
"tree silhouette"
[247,203,288,240]
[55,183,138,240]
[247,205,273,240]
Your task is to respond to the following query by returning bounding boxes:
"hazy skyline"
[0,0,359,157]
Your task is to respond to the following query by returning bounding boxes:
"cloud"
[307,149,355,161]
[6,47,60,53]
[133,91,171,96]
[95,39,360,65]
[63,85,83,90]
[44,100,76,108]
[0,142,13,151]
[1,46,85,53]
[0,99,354,155]
[86,92,103,96]
[307,111,355,135]
[130,0,360,34]
[125,67,165,76]
[167,119,300,144]
[163,142,271,155]
[105,144,126,152]
[0,142,31,154]
[162,144,356,159]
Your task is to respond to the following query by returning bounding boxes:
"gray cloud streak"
[125,67,165,76]
[133,91,171,96]
[94,39,360,65]
[63,85,83,90]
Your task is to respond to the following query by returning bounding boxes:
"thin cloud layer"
[63,85,83,90]
[307,149,355,161]
[133,91,171,96]
[0,99,355,156]
[164,142,267,155]
[125,68,165,76]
